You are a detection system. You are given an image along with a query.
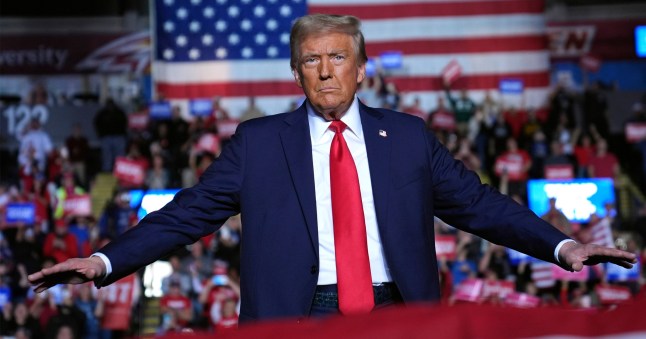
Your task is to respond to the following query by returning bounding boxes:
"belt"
[312,283,401,309]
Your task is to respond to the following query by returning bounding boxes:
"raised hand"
[558,241,637,272]
[28,256,106,293]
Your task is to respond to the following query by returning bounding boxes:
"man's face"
[293,32,365,119]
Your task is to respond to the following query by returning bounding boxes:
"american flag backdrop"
[152,0,550,116]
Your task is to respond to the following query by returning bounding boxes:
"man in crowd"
[30,14,635,322]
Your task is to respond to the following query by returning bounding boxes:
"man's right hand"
[28,256,107,293]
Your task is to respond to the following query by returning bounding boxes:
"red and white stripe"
[154,0,550,117]
[531,261,555,289]
[590,218,615,249]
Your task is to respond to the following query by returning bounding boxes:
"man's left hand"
[558,241,637,272]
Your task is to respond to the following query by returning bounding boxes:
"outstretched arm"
[558,241,637,272]
[28,256,106,293]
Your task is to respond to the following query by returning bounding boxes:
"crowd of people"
[0,75,645,338]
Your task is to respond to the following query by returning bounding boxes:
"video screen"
[128,189,180,221]
[526,178,615,223]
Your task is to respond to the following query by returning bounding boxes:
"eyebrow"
[301,49,349,60]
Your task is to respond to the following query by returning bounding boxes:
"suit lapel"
[279,105,319,257]
[359,102,392,235]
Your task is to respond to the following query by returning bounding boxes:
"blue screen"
[129,189,180,221]
[636,26,646,58]
[527,178,615,223]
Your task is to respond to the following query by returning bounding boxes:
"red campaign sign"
[580,55,602,72]
[63,194,91,217]
[434,235,457,261]
[551,265,589,281]
[100,274,137,330]
[595,285,632,305]
[217,119,240,139]
[196,133,221,155]
[453,279,484,302]
[128,110,150,130]
[431,111,456,131]
[113,157,146,187]
[494,156,524,181]
[544,164,574,179]
[625,123,646,143]
[481,280,515,301]
[441,59,462,85]
[504,292,540,308]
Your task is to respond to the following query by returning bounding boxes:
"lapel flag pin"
[379,130,387,137]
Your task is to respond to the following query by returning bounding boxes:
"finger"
[27,271,45,284]
[571,261,583,272]
[608,258,635,269]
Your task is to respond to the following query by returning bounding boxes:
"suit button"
[310,265,318,275]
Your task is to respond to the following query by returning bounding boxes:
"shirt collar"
[307,95,363,143]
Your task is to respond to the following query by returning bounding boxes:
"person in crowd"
[214,298,239,332]
[547,83,576,138]
[53,172,85,222]
[520,108,543,149]
[544,140,575,175]
[502,105,528,141]
[145,154,170,190]
[443,84,477,136]
[466,108,492,171]
[401,96,427,121]
[494,138,532,198]
[64,124,90,188]
[203,97,231,133]
[159,279,193,333]
[213,215,241,268]
[0,301,43,338]
[489,112,513,157]
[427,95,456,138]
[45,286,85,339]
[93,98,128,172]
[29,14,635,322]
[43,222,79,264]
[198,264,240,330]
[588,138,619,178]
[97,190,138,240]
[582,80,610,139]
[573,133,596,178]
[527,130,549,179]
[73,283,101,339]
[382,82,400,110]
[450,231,478,290]
[67,217,94,260]
[161,255,193,297]
[167,105,191,187]
[239,97,265,122]
[356,74,382,108]
[18,118,54,192]
[478,243,511,281]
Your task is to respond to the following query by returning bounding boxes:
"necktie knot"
[329,120,347,134]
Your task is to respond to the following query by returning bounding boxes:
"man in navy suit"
[29,14,635,322]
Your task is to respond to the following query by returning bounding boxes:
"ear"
[356,63,366,84]
[293,69,303,88]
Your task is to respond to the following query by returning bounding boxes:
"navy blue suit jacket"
[99,101,569,322]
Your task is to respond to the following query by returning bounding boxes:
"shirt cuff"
[91,252,112,285]
[554,239,577,264]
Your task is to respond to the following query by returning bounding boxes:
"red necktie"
[329,120,374,315]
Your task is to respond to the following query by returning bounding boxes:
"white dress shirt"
[307,96,392,285]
